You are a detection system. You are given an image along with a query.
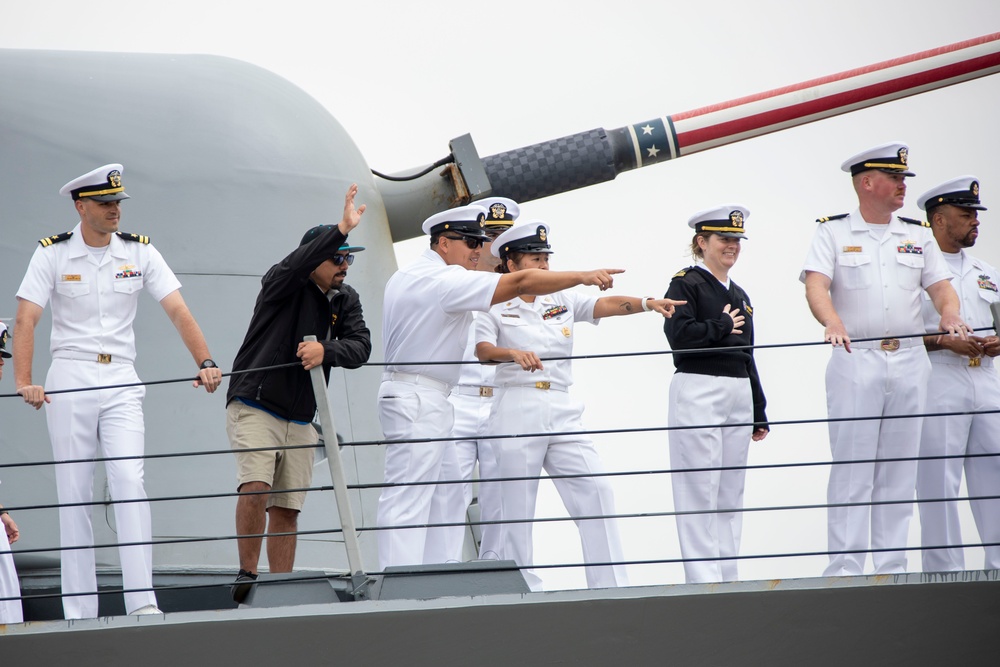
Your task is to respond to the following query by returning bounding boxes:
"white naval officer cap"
[59,163,131,202]
[421,204,491,241]
[688,205,749,239]
[491,220,554,259]
[0,321,11,359]
[840,142,915,177]
[917,176,987,212]
[474,197,520,232]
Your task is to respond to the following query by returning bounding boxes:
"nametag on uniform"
[897,241,922,254]
[61,274,81,281]
[543,305,568,320]
[842,246,862,253]
[978,274,998,292]
[501,313,520,319]
[115,264,142,279]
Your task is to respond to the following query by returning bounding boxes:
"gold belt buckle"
[97,353,112,364]
[880,338,900,351]
[479,386,494,398]
[535,381,551,390]
[969,357,982,367]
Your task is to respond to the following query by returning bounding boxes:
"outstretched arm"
[491,268,624,306]
[804,271,852,352]
[593,296,686,319]
[13,298,49,409]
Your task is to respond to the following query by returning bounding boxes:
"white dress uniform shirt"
[377,248,501,569]
[476,290,629,591]
[478,291,599,388]
[17,222,181,361]
[800,210,951,338]
[801,210,952,576]
[917,249,1000,571]
[382,248,499,384]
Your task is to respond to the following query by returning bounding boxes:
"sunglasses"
[443,234,485,250]
[332,254,355,266]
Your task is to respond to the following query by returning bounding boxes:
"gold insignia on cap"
[108,170,122,188]
[477,213,486,228]
[972,181,980,197]
[898,147,908,166]
[490,203,507,220]
[538,226,547,242]
[729,210,744,228]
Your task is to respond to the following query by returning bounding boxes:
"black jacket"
[227,226,371,422]
[663,265,768,429]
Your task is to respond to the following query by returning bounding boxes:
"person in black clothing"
[226,184,370,601]
[663,204,768,584]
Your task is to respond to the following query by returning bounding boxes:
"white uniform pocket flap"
[837,254,871,268]
[55,280,90,298]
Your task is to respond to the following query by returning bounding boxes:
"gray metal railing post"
[304,335,370,600]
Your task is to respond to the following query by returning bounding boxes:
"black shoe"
[231,569,258,603]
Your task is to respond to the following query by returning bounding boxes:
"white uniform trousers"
[668,373,752,584]
[432,392,502,562]
[45,358,157,618]
[490,387,628,591]
[376,380,459,568]
[0,527,22,624]
[824,346,930,576]
[917,358,1000,571]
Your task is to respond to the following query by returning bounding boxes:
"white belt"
[506,381,569,392]
[452,385,496,398]
[382,371,452,393]
[52,351,133,365]
[850,337,923,351]
[929,351,994,368]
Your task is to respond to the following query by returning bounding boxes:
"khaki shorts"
[226,400,317,511]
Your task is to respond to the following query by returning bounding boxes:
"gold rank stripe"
[77,186,125,197]
[700,225,743,233]
[861,162,908,170]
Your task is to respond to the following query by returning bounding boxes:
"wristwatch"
[200,359,218,370]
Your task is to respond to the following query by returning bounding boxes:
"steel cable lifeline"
[2,324,997,603]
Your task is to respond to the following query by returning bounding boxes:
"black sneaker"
[231,569,258,603]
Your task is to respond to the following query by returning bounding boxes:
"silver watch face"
[201,360,217,369]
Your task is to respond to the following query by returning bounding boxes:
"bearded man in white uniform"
[801,143,969,576]
[429,197,518,564]
[377,203,626,570]
[914,176,1000,572]
[14,164,223,618]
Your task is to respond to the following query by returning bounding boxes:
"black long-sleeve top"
[663,265,768,428]
[227,226,372,423]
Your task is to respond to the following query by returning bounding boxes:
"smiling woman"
[662,205,769,585]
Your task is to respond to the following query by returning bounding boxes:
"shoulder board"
[675,266,708,284]
[898,216,930,228]
[38,232,73,247]
[116,232,151,244]
[815,213,848,223]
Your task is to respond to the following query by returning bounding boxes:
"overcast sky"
[3,0,999,589]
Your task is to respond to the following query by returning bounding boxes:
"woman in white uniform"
[663,205,769,584]
[476,221,684,590]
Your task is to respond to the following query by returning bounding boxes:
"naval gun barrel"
[380,32,1000,240]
